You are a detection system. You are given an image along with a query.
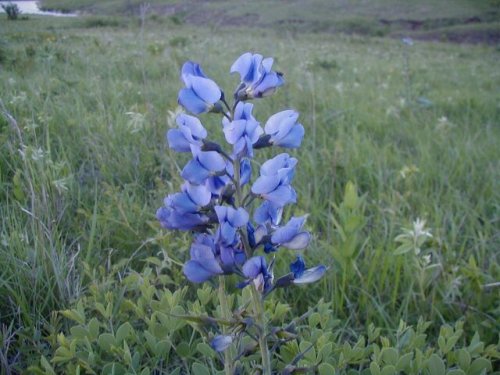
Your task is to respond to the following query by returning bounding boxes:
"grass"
[0,8,499,371]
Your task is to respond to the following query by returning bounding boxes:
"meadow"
[0,2,499,373]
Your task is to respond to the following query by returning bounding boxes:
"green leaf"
[13,170,25,202]
[197,343,215,358]
[97,333,116,351]
[88,318,100,340]
[191,363,211,375]
[299,340,316,363]
[317,342,333,362]
[344,181,358,209]
[468,358,492,375]
[102,363,127,375]
[396,352,413,371]
[446,370,465,375]
[381,365,396,375]
[176,342,191,358]
[115,322,133,343]
[61,309,86,325]
[309,312,321,327]
[155,340,171,357]
[40,356,56,375]
[53,346,73,362]
[381,348,398,366]
[427,354,446,375]
[122,340,132,366]
[457,348,471,371]
[70,326,88,340]
[369,362,381,375]
[318,363,335,375]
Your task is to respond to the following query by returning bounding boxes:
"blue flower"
[156,204,207,231]
[167,114,207,152]
[183,234,223,283]
[293,265,327,284]
[289,256,326,284]
[167,181,212,214]
[251,153,297,207]
[231,52,284,100]
[215,205,249,246]
[178,61,222,114]
[241,256,273,293]
[222,102,263,157]
[211,335,233,352]
[219,244,246,270]
[181,147,227,185]
[271,216,311,250]
[254,200,283,226]
[265,110,304,148]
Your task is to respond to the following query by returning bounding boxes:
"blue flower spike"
[158,55,329,370]
[178,61,222,114]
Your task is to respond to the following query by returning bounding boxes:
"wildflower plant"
[157,52,326,374]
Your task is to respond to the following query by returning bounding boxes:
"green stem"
[218,276,234,375]
[250,285,272,375]
[233,157,270,373]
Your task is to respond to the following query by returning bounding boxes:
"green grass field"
[0,2,499,373]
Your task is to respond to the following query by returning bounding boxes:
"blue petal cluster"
[223,102,263,158]
[231,53,284,100]
[178,62,222,114]
[158,52,326,290]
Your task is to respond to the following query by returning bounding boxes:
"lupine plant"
[157,52,326,374]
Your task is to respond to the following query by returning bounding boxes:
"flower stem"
[218,276,235,375]
[250,285,271,375]
[233,157,271,373]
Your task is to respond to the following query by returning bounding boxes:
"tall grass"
[0,14,498,369]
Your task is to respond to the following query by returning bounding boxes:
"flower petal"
[290,256,305,278]
[242,256,266,279]
[282,232,311,250]
[183,260,221,283]
[186,182,212,207]
[263,185,296,206]
[177,113,207,140]
[169,192,198,214]
[178,88,208,114]
[228,207,249,228]
[190,75,221,105]
[274,124,304,148]
[251,175,280,195]
[293,265,327,284]
[167,129,191,152]
[181,158,211,184]
[197,151,226,173]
